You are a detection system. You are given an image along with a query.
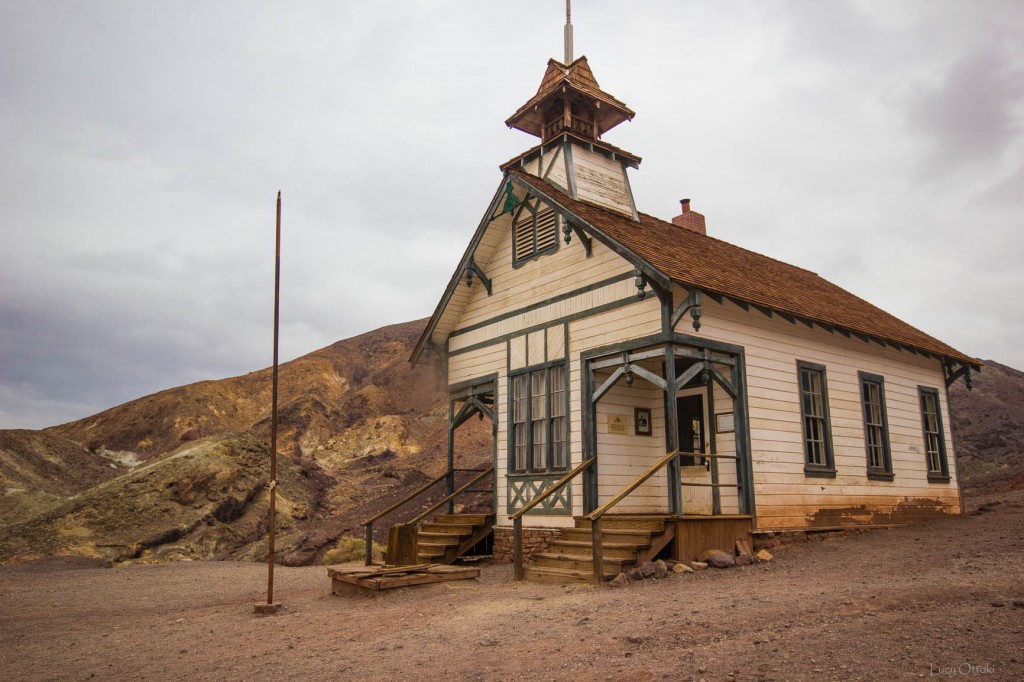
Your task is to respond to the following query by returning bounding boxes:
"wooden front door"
[677,390,713,514]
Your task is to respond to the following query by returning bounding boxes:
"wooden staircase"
[416,513,496,565]
[524,515,675,583]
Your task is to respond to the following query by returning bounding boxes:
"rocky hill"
[0,320,492,566]
[0,317,1021,567]
[949,360,1024,494]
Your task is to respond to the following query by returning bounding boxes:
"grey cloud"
[3,1,1024,429]
[906,47,1024,175]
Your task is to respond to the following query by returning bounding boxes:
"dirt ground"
[2,491,1023,682]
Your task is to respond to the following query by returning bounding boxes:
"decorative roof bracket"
[562,218,593,257]
[943,360,974,391]
[634,269,648,300]
[671,289,703,332]
[464,256,492,295]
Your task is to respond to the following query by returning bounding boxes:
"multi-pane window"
[530,372,547,469]
[512,374,529,471]
[859,372,893,480]
[511,364,569,472]
[549,365,568,469]
[512,198,559,264]
[919,387,949,481]
[797,361,835,476]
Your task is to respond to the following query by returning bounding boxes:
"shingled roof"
[508,168,977,366]
[505,57,635,138]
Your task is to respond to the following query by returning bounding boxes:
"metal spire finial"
[564,0,574,64]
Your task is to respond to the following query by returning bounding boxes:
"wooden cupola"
[505,57,635,143]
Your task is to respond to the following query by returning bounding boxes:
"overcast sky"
[2,1,1022,430]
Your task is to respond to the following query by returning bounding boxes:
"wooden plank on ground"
[328,564,480,595]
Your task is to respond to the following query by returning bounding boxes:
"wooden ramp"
[328,563,480,595]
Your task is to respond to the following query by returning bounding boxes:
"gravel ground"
[2,491,1023,682]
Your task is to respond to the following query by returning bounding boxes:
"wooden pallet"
[328,563,480,595]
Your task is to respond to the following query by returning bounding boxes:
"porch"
[510,333,756,583]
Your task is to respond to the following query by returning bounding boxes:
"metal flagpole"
[256,191,282,614]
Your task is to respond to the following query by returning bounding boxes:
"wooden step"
[559,528,655,544]
[434,514,490,525]
[531,552,633,572]
[417,533,464,547]
[420,522,475,534]
[523,565,616,584]
[574,516,666,532]
[545,540,643,560]
[415,543,450,553]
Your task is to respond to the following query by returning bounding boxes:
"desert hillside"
[949,360,1024,493]
[0,319,1020,567]
[0,319,492,566]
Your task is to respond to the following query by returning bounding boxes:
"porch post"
[731,358,754,516]
[447,398,455,514]
[583,359,598,514]
[664,343,682,515]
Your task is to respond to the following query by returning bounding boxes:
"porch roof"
[506,169,977,367]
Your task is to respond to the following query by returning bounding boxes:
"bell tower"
[501,2,641,219]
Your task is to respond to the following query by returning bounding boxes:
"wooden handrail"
[407,465,494,525]
[511,457,594,581]
[361,471,448,527]
[585,449,681,521]
[583,449,682,584]
[509,457,595,521]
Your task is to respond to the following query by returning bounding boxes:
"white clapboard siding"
[453,214,630,332]
[695,296,961,528]
[570,146,634,216]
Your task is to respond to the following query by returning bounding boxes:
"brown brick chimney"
[672,199,706,236]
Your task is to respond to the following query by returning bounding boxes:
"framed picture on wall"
[634,407,652,436]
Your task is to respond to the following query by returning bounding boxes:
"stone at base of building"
[491,527,561,563]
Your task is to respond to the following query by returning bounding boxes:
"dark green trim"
[449,295,641,358]
[722,346,756,519]
[858,370,893,480]
[447,373,498,397]
[582,353,598,513]
[664,344,681,514]
[581,332,671,362]
[567,221,593,257]
[449,272,634,338]
[506,472,573,516]
[796,360,836,477]
[464,257,492,296]
[706,373,721,514]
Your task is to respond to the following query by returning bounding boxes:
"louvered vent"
[513,205,535,262]
[535,205,558,252]
[512,199,560,265]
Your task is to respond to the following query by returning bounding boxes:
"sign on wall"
[607,414,628,434]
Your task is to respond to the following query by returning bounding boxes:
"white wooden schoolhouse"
[375,26,978,583]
